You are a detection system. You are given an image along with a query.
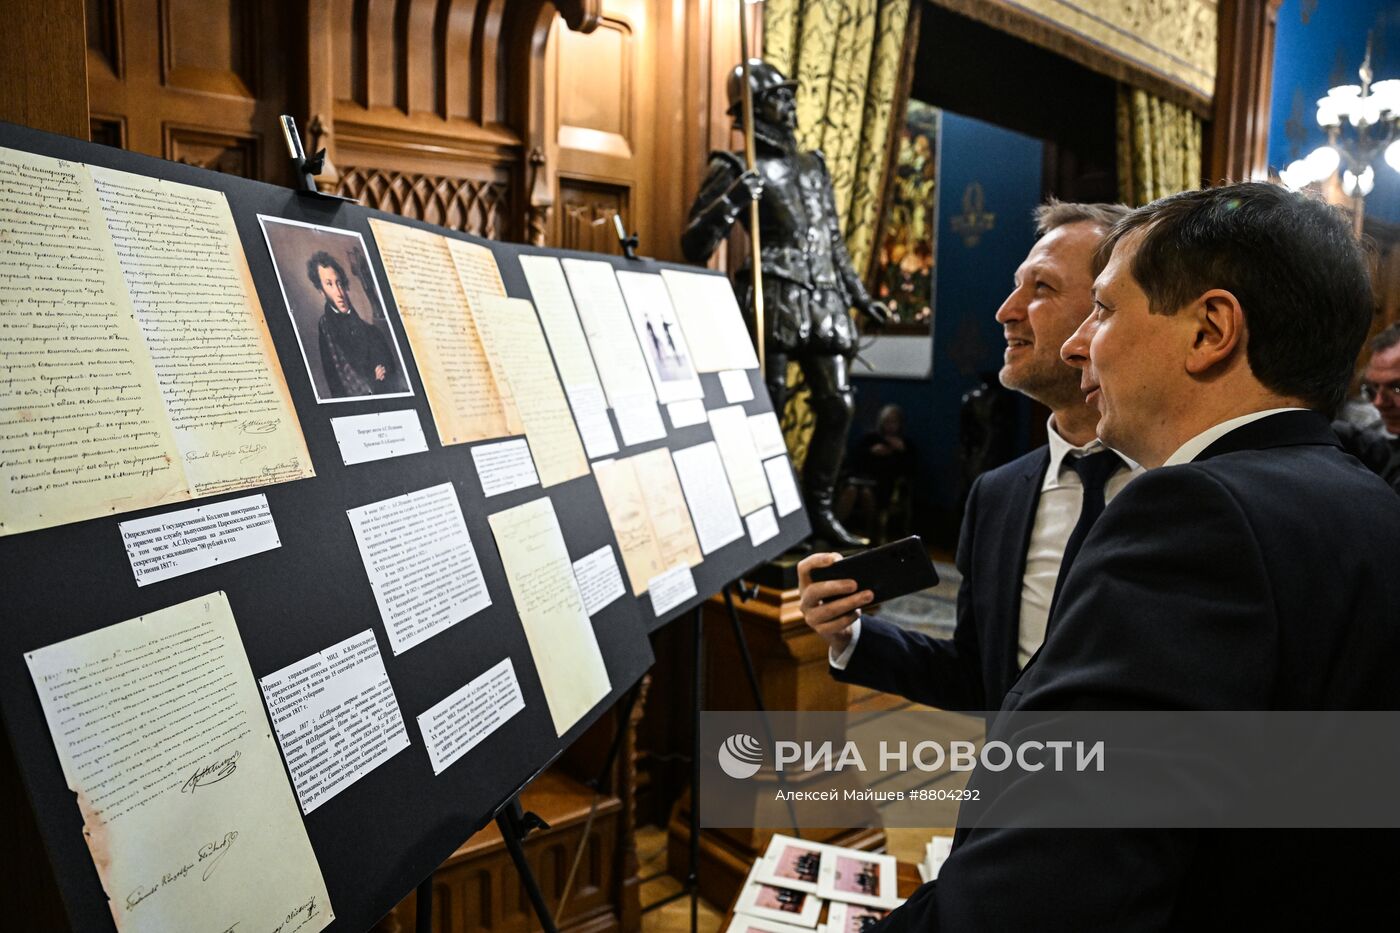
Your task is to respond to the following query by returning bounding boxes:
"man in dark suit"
[803,201,1133,711]
[871,184,1400,928]
[1333,322,1400,494]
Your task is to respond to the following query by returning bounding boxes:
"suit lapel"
[991,448,1049,701]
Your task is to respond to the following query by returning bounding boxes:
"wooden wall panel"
[85,0,289,182]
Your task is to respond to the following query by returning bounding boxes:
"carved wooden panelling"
[558,17,627,137]
[165,125,259,177]
[337,165,511,238]
[85,0,122,79]
[89,115,126,149]
[558,180,626,254]
[160,0,256,97]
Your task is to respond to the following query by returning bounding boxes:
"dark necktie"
[1048,449,1123,621]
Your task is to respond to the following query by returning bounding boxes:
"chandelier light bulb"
[1357,165,1375,196]
[1343,170,1359,196]
[1302,145,1340,181]
[1371,79,1400,116]
[1315,97,1342,128]
[1279,160,1310,192]
[1386,139,1400,174]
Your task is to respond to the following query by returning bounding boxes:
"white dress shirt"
[1161,408,1308,466]
[831,417,1142,670]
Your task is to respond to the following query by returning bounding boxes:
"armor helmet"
[726,59,798,115]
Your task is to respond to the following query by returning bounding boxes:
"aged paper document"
[473,295,588,487]
[347,482,492,655]
[630,447,702,571]
[25,592,332,933]
[560,258,666,446]
[367,219,518,444]
[0,148,312,537]
[90,168,311,495]
[671,441,745,555]
[471,438,540,496]
[516,254,619,459]
[259,629,409,815]
[659,269,759,372]
[487,497,611,736]
[592,449,702,595]
[708,405,774,516]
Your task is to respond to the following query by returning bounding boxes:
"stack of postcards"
[726,834,904,933]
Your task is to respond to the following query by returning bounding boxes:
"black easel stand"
[722,582,802,839]
[690,604,703,933]
[496,797,561,933]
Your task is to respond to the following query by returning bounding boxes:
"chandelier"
[1279,39,1399,212]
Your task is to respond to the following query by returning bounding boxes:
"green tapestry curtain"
[1116,85,1204,206]
[763,0,911,469]
[764,0,911,274]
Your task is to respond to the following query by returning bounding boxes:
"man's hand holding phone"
[797,552,873,656]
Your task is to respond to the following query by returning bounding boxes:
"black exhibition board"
[0,120,808,933]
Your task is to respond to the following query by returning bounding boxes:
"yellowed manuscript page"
[592,457,667,595]
[368,219,514,444]
[487,497,610,736]
[473,295,588,488]
[629,447,702,571]
[90,167,312,495]
[0,149,186,535]
[25,592,333,933]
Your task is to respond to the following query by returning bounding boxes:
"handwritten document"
[660,269,760,372]
[593,449,703,595]
[417,657,525,775]
[347,482,491,655]
[473,295,588,487]
[331,409,428,465]
[0,147,312,537]
[764,456,803,517]
[259,629,409,814]
[368,219,518,444]
[120,494,280,587]
[91,167,311,495]
[709,405,774,516]
[671,442,745,555]
[749,412,787,459]
[25,592,332,933]
[572,544,627,617]
[560,258,665,446]
[516,254,619,458]
[487,497,610,736]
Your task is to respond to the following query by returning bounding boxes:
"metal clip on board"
[279,115,356,203]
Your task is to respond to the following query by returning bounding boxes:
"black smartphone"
[808,535,939,604]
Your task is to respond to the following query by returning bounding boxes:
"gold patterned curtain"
[1115,85,1204,206]
[763,0,911,469]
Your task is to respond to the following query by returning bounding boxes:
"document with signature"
[593,449,703,595]
[24,592,332,933]
[0,147,313,537]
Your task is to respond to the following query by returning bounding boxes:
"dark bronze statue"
[681,60,886,548]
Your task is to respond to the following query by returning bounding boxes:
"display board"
[0,121,809,933]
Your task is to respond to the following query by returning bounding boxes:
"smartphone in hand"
[808,535,939,605]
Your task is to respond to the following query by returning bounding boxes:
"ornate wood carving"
[336,165,511,237]
[166,125,260,177]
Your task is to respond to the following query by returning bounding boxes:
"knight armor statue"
[681,59,886,548]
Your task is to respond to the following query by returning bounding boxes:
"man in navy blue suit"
[809,184,1400,928]
[801,200,1133,711]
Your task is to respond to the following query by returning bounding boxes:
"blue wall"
[1269,0,1400,222]
[852,111,1044,544]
